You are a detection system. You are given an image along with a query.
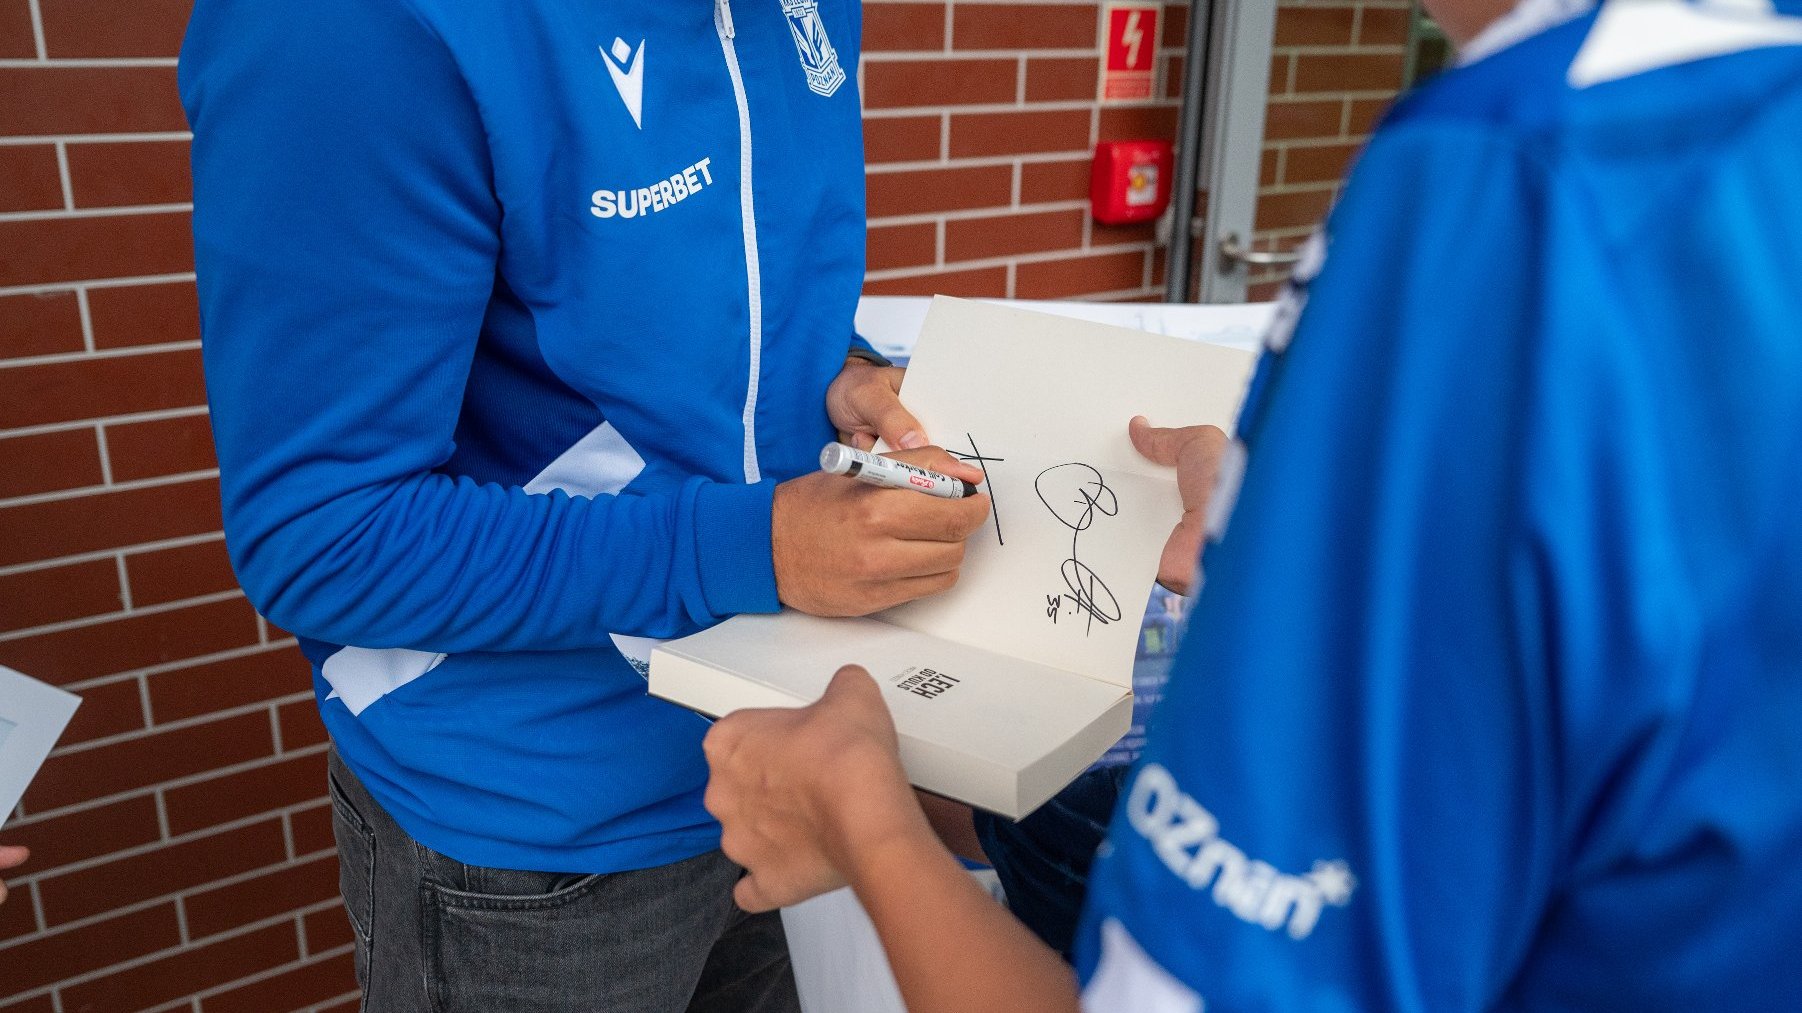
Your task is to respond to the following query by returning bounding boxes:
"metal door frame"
[1165,0,1280,303]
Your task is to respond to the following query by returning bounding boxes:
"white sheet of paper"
[878,297,1257,688]
[0,666,81,828]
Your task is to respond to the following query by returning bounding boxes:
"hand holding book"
[656,298,1257,817]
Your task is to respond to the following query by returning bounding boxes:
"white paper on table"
[877,296,1257,689]
[0,666,81,828]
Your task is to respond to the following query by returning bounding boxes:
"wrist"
[835,806,943,896]
[817,748,941,887]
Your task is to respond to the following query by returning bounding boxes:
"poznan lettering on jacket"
[1127,762,1356,941]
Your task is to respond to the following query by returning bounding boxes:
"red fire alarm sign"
[1100,2,1161,103]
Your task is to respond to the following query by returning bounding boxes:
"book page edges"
[649,640,1131,819]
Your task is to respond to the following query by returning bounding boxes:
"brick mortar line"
[0,57,179,68]
[4,636,296,705]
[73,285,94,352]
[188,940,359,1007]
[1269,44,1408,56]
[42,697,327,796]
[1,802,337,915]
[0,269,197,298]
[10,738,330,854]
[0,582,240,644]
[865,149,1095,173]
[0,201,192,224]
[0,464,218,512]
[30,877,46,934]
[26,0,45,60]
[864,239,1157,280]
[92,422,113,485]
[24,847,346,948]
[0,338,203,371]
[175,891,190,945]
[862,47,1109,61]
[0,404,210,444]
[1287,87,1407,100]
[310,990,363,1013]
[53,141,72,211]
[0,131,192,148]
[861,97,1172,117]
[0,896,344,1005]
[868,198,1089,228]
[44,683,316,766]
[134,669,152,726]
[1041,285,1167,305]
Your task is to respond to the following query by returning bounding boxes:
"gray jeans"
[327,752,800,1012]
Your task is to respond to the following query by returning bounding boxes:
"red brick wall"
[0,1,1405,1009]
[861,2,1188,300]
[1250,0,1410,298]
[862,0,1408,303]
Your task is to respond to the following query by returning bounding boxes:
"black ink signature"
[1035,463,1122,634]
[949,433,1005,546]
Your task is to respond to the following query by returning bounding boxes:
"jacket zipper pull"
[715,0,736,39]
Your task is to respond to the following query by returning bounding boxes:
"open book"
[650,297,1256,818]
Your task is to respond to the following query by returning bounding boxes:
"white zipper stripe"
[716,0,764,484]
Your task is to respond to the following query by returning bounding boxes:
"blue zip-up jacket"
[180,0,869,872]
[1077,0,1802,1008]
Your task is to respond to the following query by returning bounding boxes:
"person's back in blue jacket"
[179,0,991,1007]
[1079,0,1802,1007]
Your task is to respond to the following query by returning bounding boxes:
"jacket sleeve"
[180,0,779,652]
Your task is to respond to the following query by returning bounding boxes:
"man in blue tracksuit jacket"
[697,0,1802,1010]
[179,1,991,1008]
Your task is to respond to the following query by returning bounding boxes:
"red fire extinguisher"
[1089,139,1174,225]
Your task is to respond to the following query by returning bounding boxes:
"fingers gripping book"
[651,297,1256,818]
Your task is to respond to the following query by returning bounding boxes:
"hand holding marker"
[820,443,981,499]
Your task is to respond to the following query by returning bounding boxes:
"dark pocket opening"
[327,768,378,942]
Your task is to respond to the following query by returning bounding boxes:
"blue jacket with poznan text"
[1077,0,1802,1009]
[180,0,869,872]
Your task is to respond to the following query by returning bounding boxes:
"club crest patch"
[781,0,846,97]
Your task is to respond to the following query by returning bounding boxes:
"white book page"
[878,298,1257,688]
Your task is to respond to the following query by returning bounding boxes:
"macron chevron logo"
[602,37,646,129]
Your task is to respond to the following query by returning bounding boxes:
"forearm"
[916,791,989,865]
[234,473,777,652]
[847,826,1080,1013]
